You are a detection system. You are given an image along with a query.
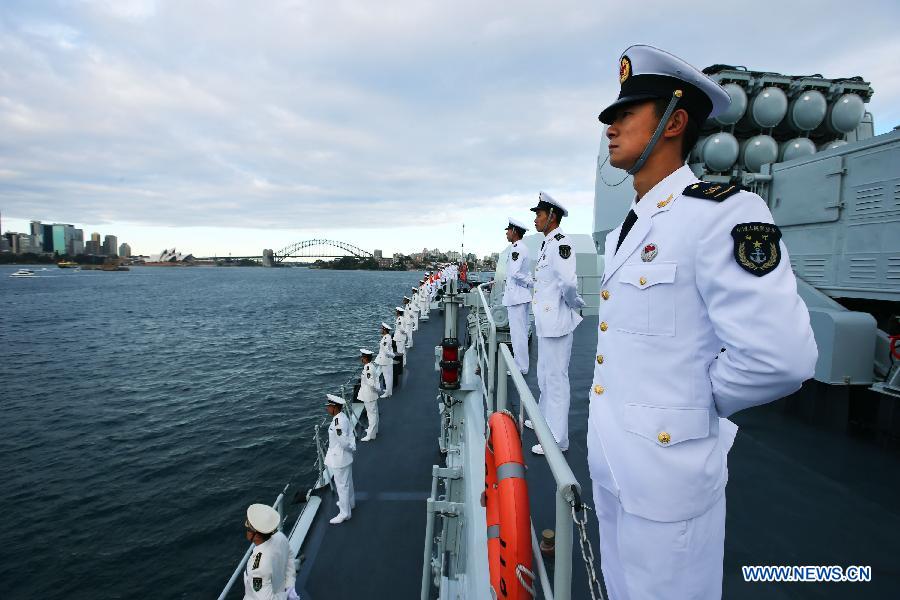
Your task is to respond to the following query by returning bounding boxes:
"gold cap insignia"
[619,56,631,84]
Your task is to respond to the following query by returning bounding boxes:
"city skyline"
[1,2,898,257]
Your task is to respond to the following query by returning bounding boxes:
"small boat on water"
[9,268,36,278]
[57,261,78,268]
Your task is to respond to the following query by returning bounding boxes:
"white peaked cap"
[395,306,405,312]
[598,44,731,125]
[381,322,392,331]
[360,348,374,356]
[531,191,569,217]
[506,217,529,231]
[246,503,280,534]
[326,393,346,406]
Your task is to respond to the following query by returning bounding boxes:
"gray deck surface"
[296,311,900,599]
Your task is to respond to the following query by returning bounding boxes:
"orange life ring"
[485,411,533,599]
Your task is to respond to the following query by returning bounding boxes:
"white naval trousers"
[507,303,530,374]
[379,363,393,397]
[536,332,573,450]
[332,464,355,518]
[406,326,414,348]
[592,483,725,600]
[363,399,379,439]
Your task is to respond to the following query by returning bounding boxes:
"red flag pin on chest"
[641,243,658,262]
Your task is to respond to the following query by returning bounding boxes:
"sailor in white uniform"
[375,322,395,398]
[358,349,380,441]
[393,306,408,367]
[502,217,533,375]
[410,286,421,330]
[402,296,415,348]
[324,394,356,524]
[242,503,298,600]
[589,45,818,599]
[528,192,585,455]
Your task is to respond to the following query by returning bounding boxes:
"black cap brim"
[598,93,659,125]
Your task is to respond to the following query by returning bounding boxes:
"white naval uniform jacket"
[532,229,585,337]
[325,411,355,469]
[502,240,533,307]
[588,165,817,522]
[243,531,295,600]
[357,362,379,402]
[393,316,407,348]
[375,333,394,365]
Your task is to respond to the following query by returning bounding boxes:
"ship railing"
[469,282,584,600]
[576,274,604,313]
[220,370,368,599]
[471,282,498,411]
[217,483,289,600]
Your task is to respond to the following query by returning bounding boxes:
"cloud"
[0,0,898,255]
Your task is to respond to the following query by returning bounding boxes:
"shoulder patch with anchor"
[553,232,565,241]
[253,577,263,592]
[731,222,781,276]
[559,245,571,259]
[683,181,742,201]
[511,252,519,261]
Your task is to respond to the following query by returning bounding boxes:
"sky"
[1,0,899,258]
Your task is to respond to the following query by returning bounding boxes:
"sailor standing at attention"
[402,296,415,348]
[358,349,380,441]
[393,306,408,368]
[324,394,356,524]
[242,503,298,600]
[502,217,533,375]
[410,286,421,330]
[588,45,818,600]
[375,322,395,398]
[528,192,585,455]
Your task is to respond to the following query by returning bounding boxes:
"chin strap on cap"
[626,89,682,176]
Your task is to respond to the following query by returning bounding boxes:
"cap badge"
[641,243,658,262]
[619,55,631,84]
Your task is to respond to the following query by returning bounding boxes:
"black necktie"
[615,209,638,254]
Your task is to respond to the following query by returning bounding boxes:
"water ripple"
[0,266,422,599]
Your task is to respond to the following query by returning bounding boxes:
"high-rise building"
[374,249,383,259]
[85,240,101,254]
[103,235,118,257]
[16,234,36,254]
[119,243,131,258]
[3,232,16,253]
[41,224,54,252]
[91,232,101,243]
[29,221,42,249]
[51,224,68,255]
[72,229,84,255]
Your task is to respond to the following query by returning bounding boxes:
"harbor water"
[0,266,422,599]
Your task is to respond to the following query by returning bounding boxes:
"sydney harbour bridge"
[195,239,375,266]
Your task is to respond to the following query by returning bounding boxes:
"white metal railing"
[577,274,604,312]
[472,282,498,412]
[468,282,584,600]
[217,484,289,600]
[219,372,364,600]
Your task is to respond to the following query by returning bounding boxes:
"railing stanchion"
[496,347,508,413]
[555,487,574,600]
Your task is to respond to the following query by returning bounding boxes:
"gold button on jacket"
[657,432,671,445]
[596,354,604,365]
[639,276,647,286]
[601,290,610,300]
[599,321,608,332]
[593,384,604,395]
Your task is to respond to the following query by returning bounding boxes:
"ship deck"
[295,310,900,599]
